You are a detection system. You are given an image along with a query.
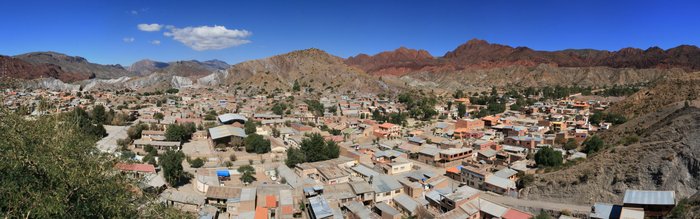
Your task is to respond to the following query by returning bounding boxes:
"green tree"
[0,110,189,218]
[534,147,563,167]
[292,79,301,92]
[300,133,340,163]
[189,157,205,168]
[453,89,465,99]
[305,99,325,120]
[66,107,107,138]
[589,111,603,125]
[154,112,164,121]
[325,140,340,158]
[120,151,136,160]
[534,210,552,219]
[160,150,187,186]
[91,105,107,124]
[165,124,196,142]
[327,106,337,115]
[372,109,384,122]
[604,113,627,125]
[583,135,606,154]
[244,121,257,135]
[272,103,288,116]
[238,165,256,185]
[244,134,271,154]
[285,147,306,167]
[272,127,281,138]
[127,123,147,139]
[457,103,467,118]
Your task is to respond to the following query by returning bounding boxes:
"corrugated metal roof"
[344,201,377,218]
[371,175,402,193]
[218,113,248,123]
[375,202,401,215]
[393,194,419,214]
[351,165,380,178]
[623,190,675,205]
[308,196,334,218]
[209,125,247,140]
[590,202,620,219]
[494,168,518,179]
[479,199,509,217]
[349,181,373,194]
[240,188,256,201]
[425,190,442,203]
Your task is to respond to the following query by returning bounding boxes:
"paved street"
[96,125,129,153]
[480,192,591,215]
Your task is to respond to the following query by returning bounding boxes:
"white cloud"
[123,37,135,43]
[137,23,163,32]
[151,40,161,45]
[130,10,138,15]
[164,25,251,51]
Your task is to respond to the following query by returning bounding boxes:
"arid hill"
[0,55,86,82]
[128,59,170,76]
[607,72,700,118]
[346,39,700,77]
[403,64,684,89]
[129,59,229,77]
[227,48,390,95]
[345,47,438,76]
[522,74,700,205]
[14,52,132,79]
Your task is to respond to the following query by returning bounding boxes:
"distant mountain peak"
[465,38,489,46]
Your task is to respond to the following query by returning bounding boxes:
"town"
[1,83,675,219]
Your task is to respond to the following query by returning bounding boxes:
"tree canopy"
[0,110,191,218]
[165,123,196,142]
[66,107,107,138]
[244,121,257,135]
[534,147,563,167]
[160,150,187,186]
[244,134,271,154]
[238,165,256,185]
[397,91,438,121]
[285,133,340,167]
[583,135,606,154]
[271,103,288,116]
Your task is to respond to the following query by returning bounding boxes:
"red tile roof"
[255,207,268,219]
[266,195,277,208]
[446,166,460,174]
[502,209,533,219]
[115,163,156,173]
[379,122,395,129]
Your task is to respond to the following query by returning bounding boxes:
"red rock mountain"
[345,47,438,76]
[346,39,700,76]
[0,55,86,82]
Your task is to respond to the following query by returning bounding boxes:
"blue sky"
[1,0,699,66]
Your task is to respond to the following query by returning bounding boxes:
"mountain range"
[128,59,229,77]
[1,52,229,83]
[346,39,700,76]
[3,39,700,91]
